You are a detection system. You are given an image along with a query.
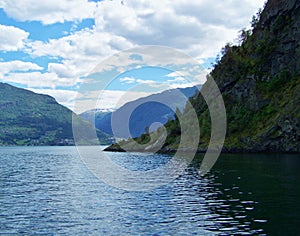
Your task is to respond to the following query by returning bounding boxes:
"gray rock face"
[261,0,300,77]
[209,0,300,152]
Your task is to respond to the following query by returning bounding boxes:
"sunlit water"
[0,146,299,235]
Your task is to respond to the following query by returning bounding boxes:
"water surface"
[0,146,299,235]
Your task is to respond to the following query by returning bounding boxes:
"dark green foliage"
[136,133,151,145]
[256,70,292,94]
[251,8,262,28]
[0,83,111,145]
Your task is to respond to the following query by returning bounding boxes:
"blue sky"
[0,0,266,113]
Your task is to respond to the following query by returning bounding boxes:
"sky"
[0,0,266,113]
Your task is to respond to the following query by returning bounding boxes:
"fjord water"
[0,147,299,235]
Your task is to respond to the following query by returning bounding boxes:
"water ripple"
[0,147,299,235]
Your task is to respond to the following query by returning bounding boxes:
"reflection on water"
[0,147,299,235]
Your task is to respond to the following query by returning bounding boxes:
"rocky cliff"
[206,0,300,152]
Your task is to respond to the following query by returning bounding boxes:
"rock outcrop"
[208,0,300,152]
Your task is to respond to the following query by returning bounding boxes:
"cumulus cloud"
[48,63,76,78]
[28,29,125,58]
[26,28,134,77]
[173,0,263,28]
[21,0,265,81]
[94,0,266,58]
[24,0,266,66]
[0,0,97,25]
[0,24,29,51]
[2,71,79,88]
[0,60,43,75]
[20,29,134,92]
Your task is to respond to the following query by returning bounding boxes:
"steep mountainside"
[106,0,300,153]
[0,83,111,145]
[198,0,300,152]
[82,86,199,139]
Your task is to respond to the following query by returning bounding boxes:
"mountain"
[197,0,300,152]
[79,108,114,133]
[106,0,300,153]
[80,86,199,139]
[0,83,111,145]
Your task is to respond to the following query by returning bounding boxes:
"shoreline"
[0,144,298,154]
[104,145,300,154]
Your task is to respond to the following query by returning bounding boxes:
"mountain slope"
[80,108,113,126]
[81,86,199,139]
[0,83,111,145]
[168,0,300,152]
[106,0,300,153]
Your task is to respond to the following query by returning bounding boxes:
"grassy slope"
[0,83,111,145]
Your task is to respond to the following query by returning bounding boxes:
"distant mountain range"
[80,86,200,139]
[0,83,111,146]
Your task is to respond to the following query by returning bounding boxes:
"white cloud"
[91,46,206,76]
[136,79,156,85]
[29,88,78,110]
[0,0,97,25]
[167,77,186,83]
[0,61,73,90]
[73,90,152,114]
[27,28,134,77]
[24,0,266,66]
[0,24,29,51]
[167,82,199,89]
[20,29,134,92]
[94,0,266,58]
[166,71,190,78]
[173,0,264,28]
[0,60,42,75]
[1,71,79,88]
[120,76,199,91]
[48,62,76,78]
[120,77,136,84]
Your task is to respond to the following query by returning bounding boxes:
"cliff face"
[197,0,300,152]
[255,0,300,79]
